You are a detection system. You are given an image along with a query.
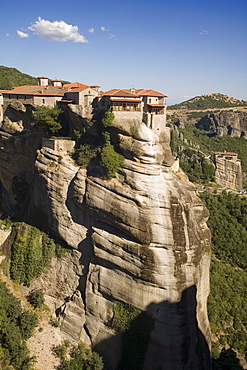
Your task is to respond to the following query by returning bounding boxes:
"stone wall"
[3,95,63,109]
[42,138,75,153]
[113,110,142,125]
[33,95,63,107]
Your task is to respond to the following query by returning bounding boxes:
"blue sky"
[0,0,246,104]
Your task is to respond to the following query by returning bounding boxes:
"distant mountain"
[0,65,70,90]
[168,93,247,110]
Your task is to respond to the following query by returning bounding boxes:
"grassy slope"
[0,65,70,90]
[168,93,247,110]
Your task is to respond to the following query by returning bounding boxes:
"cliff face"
[196,111,247,137]
[0,112,211,369]
[214,156,242,192]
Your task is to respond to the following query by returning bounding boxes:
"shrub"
[10,224,60,285]
[113,302,154,369]
[0,217,12,230]
[0,280,37,369]
[53,341,104,370]
[102,110,115,127]
[50,317,60,328]
[27,289,44,309]
[101,143,124,178]
[73,144,96,167]
[113,302,141,332]
[32,105,62,133]
[18,311,38,340]
[201,161,215,181]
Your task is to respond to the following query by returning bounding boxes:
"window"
[42,99,45,104]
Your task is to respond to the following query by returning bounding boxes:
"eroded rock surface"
[196,111,247,137]
[0,120,211,369]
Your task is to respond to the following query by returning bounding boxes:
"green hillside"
[0,66,37,90]
[170,122,247,188]
[0,66,70,90]
[168,93,247,110]
[200,192,247,368]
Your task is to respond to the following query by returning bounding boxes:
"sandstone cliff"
[0,104,211,369]
[196,111,247,137]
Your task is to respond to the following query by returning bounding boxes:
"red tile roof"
[64,87,90,93]
[63,82,89,89]
[136,89,167,97]
[3,85,65,96]
[215,152,238,156]
[102,89,141,98]
[102,88,167,98]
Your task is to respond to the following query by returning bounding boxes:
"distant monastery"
[0,76,167,131]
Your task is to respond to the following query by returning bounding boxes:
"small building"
[99,88,167,130]
[42,137,75,152]
[214,151,242,192]
[99,89,143,124]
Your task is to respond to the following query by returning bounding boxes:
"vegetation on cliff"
[100,113,124,178]
[200,192,247,366]
[168,93,247,110]
[32,105,63,134]
[10,223,67,286]
[113,302,154,369]
[0,280,37,369]
[53,340,104,370]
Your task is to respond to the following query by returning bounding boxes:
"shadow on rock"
[94,285,211,370]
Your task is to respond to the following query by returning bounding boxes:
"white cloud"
[28,17,88,43]
[88,28,95,33]
[100,26,107,31]
[200,29,208,35]
[109,33,117,40]
[17,30,29,39]
[6,33,10,37]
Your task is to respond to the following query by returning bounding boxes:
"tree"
[202,161,215,181]
[101,143,124,178]
[102,110,115,127]
[27,289,44,309]
[18,311,38,340]
[32,105,62,133]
